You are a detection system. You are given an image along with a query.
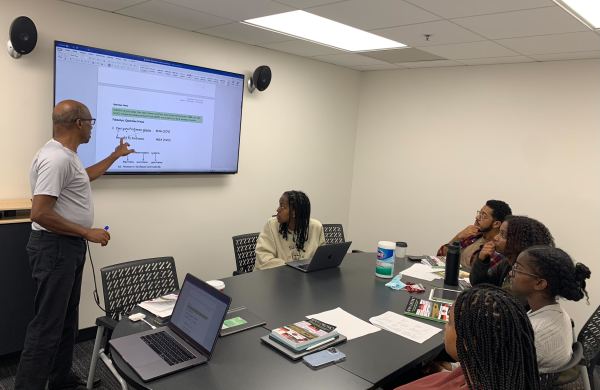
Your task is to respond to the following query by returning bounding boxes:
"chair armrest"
[95,315,118,330]
[556,342,584,372]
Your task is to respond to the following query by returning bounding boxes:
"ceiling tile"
[61,0,148,12]
[404,0,554,19]
[198,23,292,45]
[456,56,535,65]
[307,0,440,31]
[262,40,343,56]
[529,51,600,61]
[497,32,600,55]
[397,59,462,68]
[274,0,343,8]
[420,40,519,59]
[163,0,293,21]
[117,0,232,30]
[361,47,444,62]
[312,53,390,67]
[374,20,486,47]
[351,63,403,71]
[452,7,589,40]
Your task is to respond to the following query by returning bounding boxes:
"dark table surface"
[111,253,453,389]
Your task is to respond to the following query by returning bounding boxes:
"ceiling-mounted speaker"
[247,65,271,93]
[7,16,37,59]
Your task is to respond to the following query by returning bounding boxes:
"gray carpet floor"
[0,340,120,390]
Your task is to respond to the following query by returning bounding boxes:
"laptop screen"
[169,274,230,356]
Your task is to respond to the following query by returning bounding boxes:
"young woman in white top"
[255,190,325,270]
[510,245,591,374]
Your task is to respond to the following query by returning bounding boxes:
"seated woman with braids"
[470,215,554,288]
[255,190,325,270]
[395,284,541,390]
[510,246,591,374]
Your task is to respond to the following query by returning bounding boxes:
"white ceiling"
[61,0,600,70]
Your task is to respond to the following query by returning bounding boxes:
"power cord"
[86,240,106,312]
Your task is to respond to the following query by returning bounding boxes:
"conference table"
[110,252,453,389]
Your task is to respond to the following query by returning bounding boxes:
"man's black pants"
[15,230,87,390]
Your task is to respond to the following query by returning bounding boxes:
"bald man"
[15,100,134,390]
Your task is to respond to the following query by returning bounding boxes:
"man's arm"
[31,195,110,245]
[86,138,134,181]
[438,225,480,256]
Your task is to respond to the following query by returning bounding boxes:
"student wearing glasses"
[15,100,134,390]
[437,200,512,271]
[470,215,554,288]
[510,246,591,374]
[395,285,541,390]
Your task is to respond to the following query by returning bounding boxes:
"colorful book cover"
[404,296,452,323]
[269,318,338,351]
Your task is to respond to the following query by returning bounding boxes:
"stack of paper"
[307,307,380,340]
[138,293,178,318]
[400,263,470,282]
[369,311,442,344]
[400,263,440,281]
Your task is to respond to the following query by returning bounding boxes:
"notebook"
[220,306,266,337]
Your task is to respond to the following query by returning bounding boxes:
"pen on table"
[305,337,336,351]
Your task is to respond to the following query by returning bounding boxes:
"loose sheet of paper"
[307,307,381,340]
[400,263,440,281]
[369,311,442,344]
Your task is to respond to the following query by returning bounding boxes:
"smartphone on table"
[302,347,346,369]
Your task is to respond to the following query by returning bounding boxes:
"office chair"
[232,232,259,275]
[578,304,600,390]
[538,341,587,389]
[86,257,179,390]
[322,224,345,244]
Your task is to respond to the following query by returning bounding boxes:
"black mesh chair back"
[578,304,600,385]
[232,232,259,275]
[101,256,179,321]
[323,224,345,244]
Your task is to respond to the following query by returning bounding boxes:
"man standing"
[15,100,134,390]
[437,200,512,270]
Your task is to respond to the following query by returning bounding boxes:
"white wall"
[0,0,360,327]
[349,60,600,332]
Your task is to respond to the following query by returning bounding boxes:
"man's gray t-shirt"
[30,139,94,231]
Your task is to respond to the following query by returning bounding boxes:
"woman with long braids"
[395,285,540,390]
[510,246,591,374]
[255,190,325,270]
[471,215,554,288]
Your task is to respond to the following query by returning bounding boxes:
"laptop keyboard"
[141,331,196,366]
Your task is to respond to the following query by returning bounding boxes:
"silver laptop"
[110,273,231,382]
[287,241,352,273]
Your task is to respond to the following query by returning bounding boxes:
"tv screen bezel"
[53,40,244,175]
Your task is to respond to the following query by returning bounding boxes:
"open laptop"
[110,273,231,382]
[286,241,352,273]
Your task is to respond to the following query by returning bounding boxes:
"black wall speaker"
[7,16,37,59]
[247,65,272,93]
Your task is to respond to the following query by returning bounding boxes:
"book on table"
[269,318,338,352]
[404,296,452,324]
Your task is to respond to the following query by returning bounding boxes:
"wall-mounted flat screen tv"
[54,41,244,174]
